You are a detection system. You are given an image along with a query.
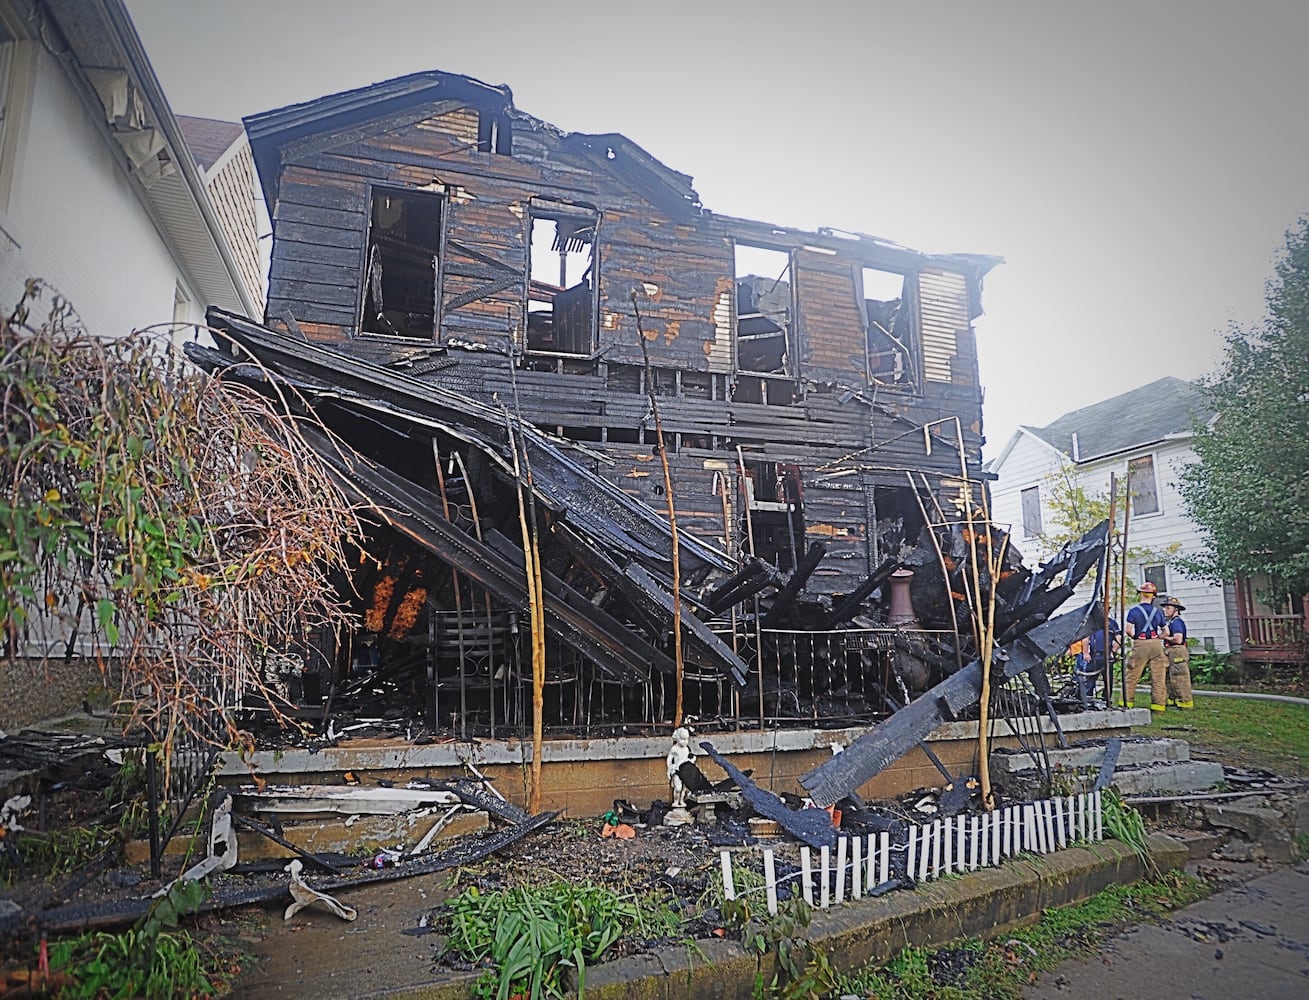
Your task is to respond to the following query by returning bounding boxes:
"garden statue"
[664,727,694,825]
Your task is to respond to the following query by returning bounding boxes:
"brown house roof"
[176,115,244,171]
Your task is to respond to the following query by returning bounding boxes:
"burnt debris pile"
[189,309,1107,743]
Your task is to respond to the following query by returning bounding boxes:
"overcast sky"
[128,0,1309,457]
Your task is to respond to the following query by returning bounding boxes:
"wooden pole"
[1103,472,1117,704]
[503,330,546,813]
[976,497,1007,810]
[432,442,469,741]
[631,291,684,726]
[1117,468,1133,708]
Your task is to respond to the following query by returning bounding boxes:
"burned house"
[204,69,1013,738]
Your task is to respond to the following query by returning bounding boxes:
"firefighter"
[1161,596,1194,709]
[1123,581,1169,712]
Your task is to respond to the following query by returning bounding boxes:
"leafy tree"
[1177,219,1309,597]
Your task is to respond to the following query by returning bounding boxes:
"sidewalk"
[1024,860,1309,999]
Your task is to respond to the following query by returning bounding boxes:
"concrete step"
[990,737,1191,777]
[1109,760,1226,796]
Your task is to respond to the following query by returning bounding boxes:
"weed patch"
[435,880,678,999]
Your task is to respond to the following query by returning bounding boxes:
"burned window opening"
[527,204,598,356]
[361,187,443,339]
[862,266,916,390]
[743,461,805,571]
[731,375,799,406]
[476,109,512,155]
[734,243,792,375]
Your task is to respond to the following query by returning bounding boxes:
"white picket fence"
[721,790,1104,915]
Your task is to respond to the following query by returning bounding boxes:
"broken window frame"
[358,184,445,341]
[1127,454,1160,516]
[476,108,512,155]
[525,199,600,358]
[741,459,805,571]
[733,241,795,378]
[861,264,920,392]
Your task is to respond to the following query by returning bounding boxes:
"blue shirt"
[1088,617,1121,658]
[1165,614,1187,645]
[1127,602,1164,639]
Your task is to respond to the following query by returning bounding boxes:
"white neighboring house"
[176,114,265,317]
[0,0,259,336]
[986,377,1239,653]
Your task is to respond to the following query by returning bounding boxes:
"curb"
[375,834,1189,999]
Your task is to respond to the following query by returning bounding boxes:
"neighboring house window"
[1142,564,1167,594]
[527,203,598,356]
[361,187,443,339]
[1020,485,1042,537]
[1128,455,1160,515]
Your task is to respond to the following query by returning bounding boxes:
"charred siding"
[249,82,997,598]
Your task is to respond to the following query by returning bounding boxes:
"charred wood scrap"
[1,811,557,938]
[698,741,837,851]
[798,598,1107,807]
[761,542,826,627]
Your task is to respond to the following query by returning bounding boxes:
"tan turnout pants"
[1125,637,1168,711]
[1166,645,1193,708]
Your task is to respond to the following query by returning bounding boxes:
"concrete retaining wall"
[221,710,1149,817]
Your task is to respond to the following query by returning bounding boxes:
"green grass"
[1124,688,1309,776]
[836,871,1210,999]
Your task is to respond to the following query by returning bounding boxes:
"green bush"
[1188,651,1242,686]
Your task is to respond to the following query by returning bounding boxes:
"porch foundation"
[219,709,1151,816]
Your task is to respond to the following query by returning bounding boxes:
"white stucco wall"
[0,42,204,336]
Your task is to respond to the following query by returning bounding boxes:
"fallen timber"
[189,312,752,690]
[800,521,1111,807]
[0,811,557,938]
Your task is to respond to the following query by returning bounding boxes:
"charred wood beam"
[798,601,1105,807]
[202,308,732,576]
[7,811,557,937]
[704,559,767,610]
[761,542,827,627]
[551,523,665,637]
[623,563,749,685]
[699,742,837,850]
[303,426,659,682]
[484,529,679,677]
[703,560,781,614]
[819,558,899,629]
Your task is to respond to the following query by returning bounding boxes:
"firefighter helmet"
[1137,581,1158,596]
